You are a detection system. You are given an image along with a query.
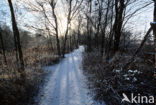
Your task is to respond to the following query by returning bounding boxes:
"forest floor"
[32,46,105,105]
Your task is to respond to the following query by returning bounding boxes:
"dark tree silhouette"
[152,0,156,71]
[8,0,24,71]
[62,0,72,57]
[50,0,61,57]
[101,0,110,56]
[113,0,126,54]
[0,29,7,64]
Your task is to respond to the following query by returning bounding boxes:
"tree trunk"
[62,0,72,57]
[8,0,24,71]
[87,0,92,52]
[49,37,54,51]
[0,30,7,64]
[73,34,76,48]
[13,27,19,64]
[153,0,156,73]
[70,35,72,51]
[101,0,110,56]
[113,0,125,54]
[51,5,61,57]
[62,23,70,57]
[77,20,81,46]
[106,2,114,59]
[95,2,102,49]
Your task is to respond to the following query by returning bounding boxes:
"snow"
[123,74,128,77]
[125,77,130,81]
[128,69,142,75]
[115,69,121,73]
[123,69,142,81]
[128,70,133,73]
[132,77,137,82]
[34,46,105,105]
[133,70,138,74]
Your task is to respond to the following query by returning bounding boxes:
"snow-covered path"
[36,46,94,105]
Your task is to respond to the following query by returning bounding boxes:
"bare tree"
[113,0,127,54]
[21,0,61,57]
[24,0,83,57]
[62,0,84,57]
[62,0,73,57]
[50,0,61,56]
[101,0,110,56]
[112,0,152,55]
[86,0,92,52]
[8,0,24,71]
[77,15,82,46]
[94,0,102,49]
[105,0,114,58]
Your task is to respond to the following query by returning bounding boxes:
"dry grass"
[0,46,60,105]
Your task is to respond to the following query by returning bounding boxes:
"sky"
[0,0,35,33]
[0,0,154,38]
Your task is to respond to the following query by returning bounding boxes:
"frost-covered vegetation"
[82,46,154,105]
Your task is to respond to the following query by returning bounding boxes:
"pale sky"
[0,0,154,38]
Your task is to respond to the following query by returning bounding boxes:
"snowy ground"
[34,46,105,105]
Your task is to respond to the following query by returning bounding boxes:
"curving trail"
[35,46,97,105]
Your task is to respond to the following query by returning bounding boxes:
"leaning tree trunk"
[153,0,156,71]
[123,27,152,70]
[0,30,7,64]
[151,0,156,75]
[8,0,24,71]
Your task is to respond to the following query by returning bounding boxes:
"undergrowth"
[82,48,155,105]
[0,46,60,105]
